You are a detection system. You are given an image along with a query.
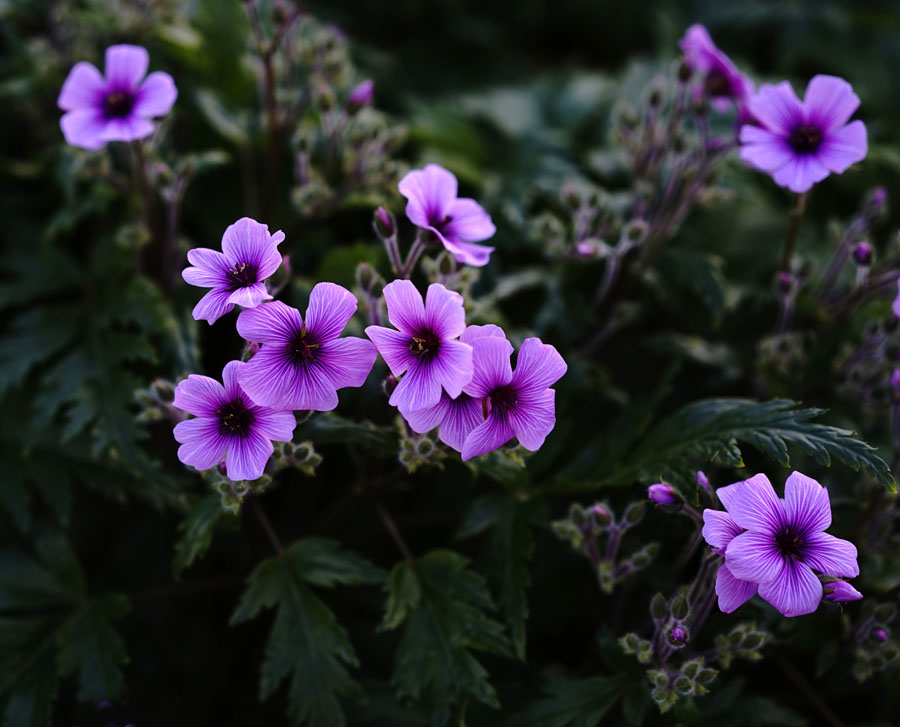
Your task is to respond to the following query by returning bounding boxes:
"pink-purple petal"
[739,126,795,172]
[319,337,377,389]
[192,289,235,325]
[366,326,415,376]
[715,563,758,614]
[227,282,272,309]
[221,360,244,401]
[133,71,178,117]
[817,120,867,173]
[173,375,225,417]
[225,430,273,481]
[174,417,228,471]
[389,359,443,414]
[464,336,513,398]
[398,164,458,227]
[783,471,831,534]
[757,558,823,617]
[428,339,473,399]
[439,236,495,267]
[305,282,358,342]
[802,532,859,578]
[99,115,155,143]
[461,414,515,461]
[437,395,484,452]
[717,473,782,534]
[444,198,496,243]
[286,363,341,411]
[237,348,298,408]
[771,153,830,194]
[253,409,297,442]
[747,81,804,135]
[58,62,106,111]
[221,218,279,267]
[702,509,743,550]
[383,280,425,336]
[507,388,556,451]
[404,395,450,435]
[59,109,108,150]
[512,338,567,393]
[104,44,148,90]
[424,284,466,339]
[803,74,860,133]
[460,324,508,344]
[725,530,785,584]
[236,300,302,344]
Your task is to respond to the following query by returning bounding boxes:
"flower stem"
[372,496,414,563]
[399,230,427,279]
[251,497,284,555]
[780,191,809,273]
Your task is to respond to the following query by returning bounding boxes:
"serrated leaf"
[508,674,629,727]
[172,493,238,578]
[458,494,547,659]
[231,538,384,727]
[381,550,513,724]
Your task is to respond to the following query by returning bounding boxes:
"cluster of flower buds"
[713,621,771,669]
[551,501,658,593]
[270,440,323,477]
[852,601,899,681]
[646,658,718,714]
[134,378,180,424]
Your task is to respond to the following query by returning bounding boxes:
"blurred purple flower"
[366,280,473,415]
[403,324,510,451]
[182,217,285,324]
[739,75,867,193]
[892,277,900,319]
[823,580,863,603]
[398,164,496,267]
[173,361,295,481]
[58,44,177,150]
[715,472,859,617]
[873,628,889,642]
[648,483,679,505]
[696,470,711,493]
[460,336,566,461]
[347,79,374,109]
[679,24,754,117]
[236,284,376,411]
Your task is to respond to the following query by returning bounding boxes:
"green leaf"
[231,538,384,726]
[172,493,238,578]
[508,674,629,727]
[458,494,547,659]
[380,550,513,724]
[296,412,397,455]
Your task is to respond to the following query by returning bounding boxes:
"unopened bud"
[355,262,377,291]
[591,503,612,526]
[374,206,394,238]
[650,592,668,622]
[891,369,900,393]
[672,676,692,695]
[648,79,665,108]
[873,628,889,642]
[346,78,374,111]
[823,580,863,603]
[623,501,645,525]
[852,241,874,266]
[866,186,888,218]
[696,470,711,493]
[382,374,399,397]
[670,588,690,620]
[648,483,680,505]
[667,625,688,647]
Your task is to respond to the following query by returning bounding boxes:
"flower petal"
[444,198,496,243]
[227,282,272,309]
[285,362,340,411]
[783,471,831,534]
[236,347,298,408]
[221,360,245,401]
[747,81,804,135]
[461,413,515,461]
[305,282,358,343]
[802,532,859,578]
[464,336,513,398]
[398,164,458,227]
[104,44,148,90]
[59,109,108,150]
[319,337,377,389]
[174,375,225,417]
[817,120,867,173]
[225,431,273,481]
[383,279,425,336]
[757,559,823,617]
[183,248,229,287]
[771,154,830,194]
[508,388,556,451]
[252,409,297,442]
[702,509,743,550]
[512,338,567,393]
[715,563,758,614]
[429,339,473,399]
[725,530,785,584]
[803,75,860,134]
[236,300,302,344]
[174,417,228,471]
[716,473,783,534]
[366,326,414,376]
[404,395,450,435]
[739,125,795,172]
[58,62,105,111]
[424,283,466,339]
[192,289,234,325]
[133,71,177,117]
[98,116,155,143]
[438,235,494,267]
[438,395,485,452]
[460,324,508,344]
[221,217,281,268]
[389,358,442,414]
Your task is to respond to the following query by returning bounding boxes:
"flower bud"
[892,369,900,394]
[591,503,612,526]
[670,587,690,620]
[872,628,889,642]
[696,470,711,494]
[777,271,794,295]
[672,676,693,695]
[355,262,377,291]
[346,79,374,111]
[648,483,679,505]
[575,241,600,258]
[677,61,692,83]
[623,501,645,525]
[866,186,888,219]
[667,625,688,647]
[650,592,668,623]
[373,206,394,238]
[852,241,874,266]
[824,580,863,603]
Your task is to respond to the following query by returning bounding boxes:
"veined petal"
[236,300,302,344]
[404,395,450,435]
[783,471,831,534]
[366,326,414,376]
[398,164,458,227]
[716,473,783,534]
[725,530,785,584]
[225,430,273,481]
[285,362,340,411]
[757,559,822,617]
[58,62,105,111]
[715,563,758,614]
[319,337,377,389]
[104,44,148,90]
[221,217,277,267]
[221,360,245,401]
[305,282,358,342]
[444,198,496,243]
[461,413,515,461]
[174,418,228,471]
[192,289,234,325]
[60,109,108,150]
[252,409,297,443]
[430,339,473,399]
[464,336,513,398]
[508,388,556,451]
[237,347,298,408]
[173,374,225,417]
[512,337,567,393]
[803,75,860,133]
[424,283,466,339]
[771,154,830,194]
[390,359,442,414]
[438,395,484,452]
[183,248,229,287]
[227,282,272,309]
[802,532,859,578]
[739,126,794,172]
[702,509,742,550]
[133,71,177,117]
[383,279,425,335]
[747,81,804,135]
[439,236,494,267]
[460,324,508,345]
[817,120,867,173]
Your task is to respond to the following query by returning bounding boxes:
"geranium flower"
[182,217,285,324]
[403,324,510,451]
[236,284,377,411]
[460,336,566,461]
[708,472,859,617]
[739,75,867,193]
[702,505,760,614]
[173,361,296,481]
[365,280,473,415]
[398,164,496,267]
[58,44,177,150]
[679,24,753,117]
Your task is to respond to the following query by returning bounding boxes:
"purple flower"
[679,25,754,116]
[365,280,473,415]
[398,164,496,267]
[236,284,377,411]
[823,580,863,603]
[182,217,285,324]
[696,470,711,494]
[403,324,510,451]
[173,361,296,481]
[648,483,680,505]
[712,472,859,618]
[739,75,868,194]
[347,79,374,109]
[702,505,759,614]
[872,628,889,642]
[460,335,567,461]
[58,44,177,150]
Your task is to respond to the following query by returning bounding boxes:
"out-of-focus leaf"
[508,674,629,727]
[172,493,238,578]
[296,412,397,454]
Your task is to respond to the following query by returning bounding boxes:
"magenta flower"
[365,280,473,415]
[739,75,867,194]
[398,164,496,267]
[823,580,863,603]
[707,472,859,618]
[173,361,296,481]
[460,336,567,461]
[702,505,759,614]
[182,217,285,324]
[403,324,510,452]
[648,483,680,505]
[58,44,177,150]
[679,25,753,116]
[347,79,374,109]
[235,284,376,411]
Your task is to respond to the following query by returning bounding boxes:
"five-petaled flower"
[739,75,867,194]
[703,472,860,618]
[183,217,286,325]
[366,280,474,415]
[679,24,754,119]
[58,44,177,150]
[398,164,496,267]
[173,361,296,481]
[236,284,376,411]
[460,335,567,461]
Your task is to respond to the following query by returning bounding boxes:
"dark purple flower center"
[773,522,807,559]
[286,330,321,367]
[488,383,519,416]
[103,90,135,119]
[789,124,823,154]
[409,328,441,359]
[226,262,259,290]
[427,212,453,232]
[216,398,254,437]
[704,69,733,98]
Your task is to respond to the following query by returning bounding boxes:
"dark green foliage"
[231,538,384,727]
[172,493,238,577]
[508,674,630,727]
